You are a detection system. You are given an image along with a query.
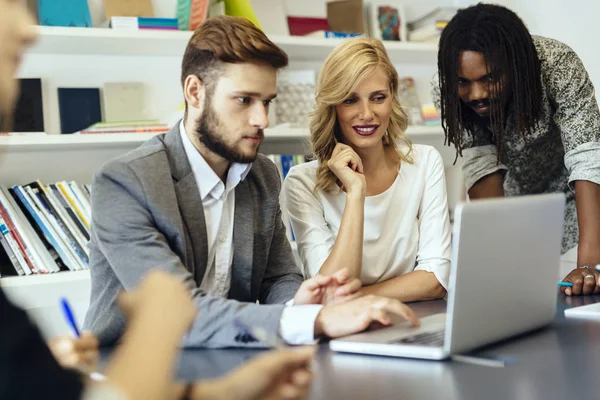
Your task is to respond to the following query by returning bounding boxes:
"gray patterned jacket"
[83,125,303,347]
[432,35,600,253]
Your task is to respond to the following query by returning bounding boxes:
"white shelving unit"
[0,125,445,185]
[31,26,438,63]
[5,22,462,337]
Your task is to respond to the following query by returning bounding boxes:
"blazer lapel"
[163,123,208,284]
[175,175,208,284]
[230,180,254,301]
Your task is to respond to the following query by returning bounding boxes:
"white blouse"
[281,144,452,289]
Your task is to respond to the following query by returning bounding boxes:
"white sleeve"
[83,383,128,400]
[279,304,323,345]
[413,149,452,289]
[281,168,336,278]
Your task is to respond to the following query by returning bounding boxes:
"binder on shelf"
[36,0,92,27]
[58,88,102,134]
[13,78,44,133]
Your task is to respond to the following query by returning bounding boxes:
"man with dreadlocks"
[432,3,600,296]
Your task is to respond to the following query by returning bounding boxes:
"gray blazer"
[83,124,303,348]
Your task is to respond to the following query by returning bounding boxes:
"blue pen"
[60,297,81,337]
[558,282,573,288]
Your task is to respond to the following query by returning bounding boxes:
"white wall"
[508,0,600,104]
[457,0,600,103]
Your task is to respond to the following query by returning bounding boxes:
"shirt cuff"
[279,304,323,345]
[83,383,128,400]
[462,145,508,191]
[414,260,451,290]
[565,142,600,190]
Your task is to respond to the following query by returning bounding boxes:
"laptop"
[329,193,566,359]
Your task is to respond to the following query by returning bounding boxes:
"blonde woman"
[282,38,451,302]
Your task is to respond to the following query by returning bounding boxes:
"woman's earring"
[383,130,390,144]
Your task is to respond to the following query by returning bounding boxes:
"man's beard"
[195,97,261,164]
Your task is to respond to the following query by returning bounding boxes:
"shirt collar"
[179,120,252,200]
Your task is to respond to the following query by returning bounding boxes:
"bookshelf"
[31,26,438,63]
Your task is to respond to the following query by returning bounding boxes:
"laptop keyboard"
[392,330,445,347]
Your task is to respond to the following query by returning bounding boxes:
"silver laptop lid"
[444,193,565,355]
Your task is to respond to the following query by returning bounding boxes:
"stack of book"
[101,17,179,31]
[266,154,310,182]
[267,153,311,244]
[421,103,442,126]
[0,181,91,277]
[407,7,458,43]
[398,77,424,126]
[77,121,170,135]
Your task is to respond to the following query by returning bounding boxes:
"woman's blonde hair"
[310,37,412,193]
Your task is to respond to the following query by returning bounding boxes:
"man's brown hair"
[180,16,288,108]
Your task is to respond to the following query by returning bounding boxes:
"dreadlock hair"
[437,3,542,161]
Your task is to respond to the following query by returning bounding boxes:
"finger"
[290,369,312,388]
[582,274,596,296]
[336,279,361,297]
[331,143,350,158]
[303,275,332,291]
[334,149,356,168]
[572,273,584,296]
[368,307,393,327]
[355,155,364,174]
[379,300,420,327]
[52,337,75,354]
[342,292,363,302]
[347,152,363,173]
[560,272,574,295]
[84,349,99,364]
[74,332,99,351]
[271,383,305,400]
[331,268,350,284]
[331,143,348,160]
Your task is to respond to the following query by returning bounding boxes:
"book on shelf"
[100,17,179,30]
[103,82,148,123]
[58,88,102,134]
[420,103,441,126]
[14,78,44,133]
[76,120,169,135]
[398,77,423,126]
[407,7,457,43]
[0,131,46,136]
[176,0,211,31]
[37,0,92,28]
[267,153,312,244]
[306,30,363,39]
[0,180,92,278]
[103,0,154,20]
[266,154,310,182]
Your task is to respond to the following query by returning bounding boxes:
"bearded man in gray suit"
[84,16,419,348]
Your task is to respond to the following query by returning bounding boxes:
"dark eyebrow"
[458,73,493,83]
[232,91,277,100]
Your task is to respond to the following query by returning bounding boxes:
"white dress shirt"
[179,121,321,344]
[282,144,452,289]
